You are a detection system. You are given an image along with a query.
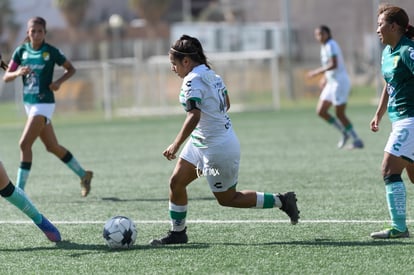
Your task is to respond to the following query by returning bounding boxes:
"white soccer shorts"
[180,132,240,192]
[384,118,414,162]
[319,77,350,106]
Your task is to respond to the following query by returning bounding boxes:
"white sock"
[169,201,187,232]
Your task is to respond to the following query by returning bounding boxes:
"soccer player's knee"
[45,144,59,154]
[316,109,324,117]
[19,139,31,151]
[168,176,184,193]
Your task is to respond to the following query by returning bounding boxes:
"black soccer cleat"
[278,192,300,225]
[149,227,188,245]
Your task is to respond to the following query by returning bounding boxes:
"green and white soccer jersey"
[382,36,414,123]
[320,39,348,81]
[319,39,350,105]
[11,42,66,104]
[179,64,233,148]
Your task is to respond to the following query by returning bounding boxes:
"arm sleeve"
[184,99,200,112]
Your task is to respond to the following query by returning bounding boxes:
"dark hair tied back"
[406,24,414,40]
[170,34,210,69]
[319,25,332,39]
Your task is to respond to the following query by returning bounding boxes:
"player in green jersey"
[3,17,93,197]
[370,4,414,239]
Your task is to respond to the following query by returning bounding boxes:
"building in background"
[1,0,413,114]
[7,0,413,64]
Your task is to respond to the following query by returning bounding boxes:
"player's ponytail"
[170,35,211,69]
[378,4,413,39]
[405,24,414,40]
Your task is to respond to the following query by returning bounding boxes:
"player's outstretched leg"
[36,214,62,242]
[278,192,300,225]
[0,179,61,242]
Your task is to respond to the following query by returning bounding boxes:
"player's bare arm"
[163,109,201,160]
[370,84,389,132]
[49,60,76,91]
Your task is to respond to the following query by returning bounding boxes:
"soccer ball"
[103,216,137,249]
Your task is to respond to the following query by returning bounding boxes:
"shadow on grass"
[5,238,404,253]
[0,240,210,253]
[0,240,107,253]
[56,241,210,256]
[258,238,414,247]
[101,197,215,202]
[142,243,210,250]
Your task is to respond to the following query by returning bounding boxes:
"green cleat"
[370,227,409,239]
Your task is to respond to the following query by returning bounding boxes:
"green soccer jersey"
[11,42,66,104]
[381,36,414,122]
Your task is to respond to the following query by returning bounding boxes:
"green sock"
[327,117,344,133]
[66,157,86,178]
[255,192,277,208]
[61,151,85,178]
[1,183,42,224]
[16,162,32,190]
[344,124,359,140]
[385,181,406,232]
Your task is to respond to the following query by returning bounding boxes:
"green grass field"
[0,88,413,274]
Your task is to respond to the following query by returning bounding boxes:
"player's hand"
[308,68,324,78]
[163,143,179,160]
[17,66,31,76]
[307,70,317,78]
[370,117,380,132]
[49,81,61,91]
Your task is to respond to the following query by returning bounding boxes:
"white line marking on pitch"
[0,219,408,224]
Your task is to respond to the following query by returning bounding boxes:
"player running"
[150,35,299,245]
[308,25,363,149]
[0,52,60,242]
[370,4,414,239]
[3,17,93,197]
[0,160,61,242]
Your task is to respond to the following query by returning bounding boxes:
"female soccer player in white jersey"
[308,25,363,149]
[150,35,300,245]
[3,17,93,197]
[369,4,414,239]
